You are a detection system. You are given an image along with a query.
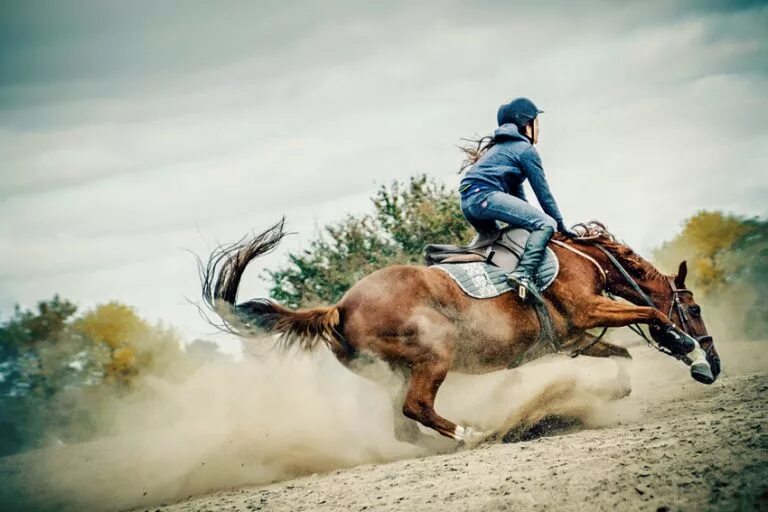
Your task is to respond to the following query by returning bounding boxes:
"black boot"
[506,226,554,301]
[656,325,696,355]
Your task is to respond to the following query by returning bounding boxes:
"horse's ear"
[674,261,688,289]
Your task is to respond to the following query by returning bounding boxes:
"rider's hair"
[457,135,496,173]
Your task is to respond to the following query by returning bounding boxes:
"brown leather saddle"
[424,226,533,271]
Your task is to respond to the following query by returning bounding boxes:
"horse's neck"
[592,244,671,309]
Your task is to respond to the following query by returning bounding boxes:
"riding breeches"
[461,189,557,235]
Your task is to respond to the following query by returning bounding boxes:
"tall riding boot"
[506,226,554,301]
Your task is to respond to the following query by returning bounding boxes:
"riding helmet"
[497,98,543,129]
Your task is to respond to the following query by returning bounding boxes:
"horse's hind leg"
[388,369,452,450]
[344,358,449,448]
[402,361,489,443]
[401,361,456,438]
[389,371,423,442]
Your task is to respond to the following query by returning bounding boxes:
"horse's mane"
[573,221,666,282]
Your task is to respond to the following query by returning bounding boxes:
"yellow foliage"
[111,347,136,368]
[74,301,182,386]
[104,347,138,384]
[74,302,148,349]
[654,210,759,296]
[692,257,722,290]
[679,211,749,255]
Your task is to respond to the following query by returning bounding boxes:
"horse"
[198,220,721,444]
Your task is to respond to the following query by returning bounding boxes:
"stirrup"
[507,273,541,302]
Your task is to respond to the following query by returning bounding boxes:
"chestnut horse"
[199,220,721,443]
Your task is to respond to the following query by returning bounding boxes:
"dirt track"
[132,341,768,512]
[2,340,766,512]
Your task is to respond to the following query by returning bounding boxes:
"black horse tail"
[198,218,351,354]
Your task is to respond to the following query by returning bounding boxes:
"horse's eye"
[689,305,701,316]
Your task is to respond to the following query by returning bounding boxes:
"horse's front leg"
[573,297,714,384]
[568,331,631,359]
[573,297,694,351]
[572,297,670,330]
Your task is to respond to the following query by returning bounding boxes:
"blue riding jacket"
[459,124,563,224]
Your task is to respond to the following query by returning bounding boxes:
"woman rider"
[459,97,577,301]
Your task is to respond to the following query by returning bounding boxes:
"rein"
[591,242,692,361]
[562,239,692,361]
[515,234,695,363]
[593,244,657,308]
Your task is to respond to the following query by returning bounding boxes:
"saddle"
[423,226,561,368]
[424,226,536,271]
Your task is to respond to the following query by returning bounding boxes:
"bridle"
[664,280,715,355]
[569,242,707,362]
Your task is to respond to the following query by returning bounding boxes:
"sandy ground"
[134,348,768,512]
[2,339,767,512]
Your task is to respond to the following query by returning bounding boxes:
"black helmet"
[497,98,542,129]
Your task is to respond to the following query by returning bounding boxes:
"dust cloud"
[1,344,418,512]
[3,322,753,512]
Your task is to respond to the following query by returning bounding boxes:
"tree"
[266,175,474,308]
[0,296,91,398]
[0,297,189,455]
[267,215,401,308]
[373,175,473,260]
[0,297,108,455]
[654,211,768,339]
[74,302,183,386]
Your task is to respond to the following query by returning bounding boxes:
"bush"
[266,175,473,308]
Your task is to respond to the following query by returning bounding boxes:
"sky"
[1,0,766,345]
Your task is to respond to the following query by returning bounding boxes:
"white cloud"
[0,0,766,337]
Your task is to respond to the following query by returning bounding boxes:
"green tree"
[0,296,95,398]
[373,175,473,260]
[0,297,108,455]
[266,175,474,308]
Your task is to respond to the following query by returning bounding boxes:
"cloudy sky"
[1,0,766,344]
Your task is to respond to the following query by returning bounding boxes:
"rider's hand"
[557,220,579,239]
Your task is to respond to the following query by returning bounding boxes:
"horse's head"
[575,223,722,383]
[650,261,721,382]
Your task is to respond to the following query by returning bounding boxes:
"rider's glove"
[557,220,579,239]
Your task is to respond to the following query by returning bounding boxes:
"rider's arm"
[520,147,563,223]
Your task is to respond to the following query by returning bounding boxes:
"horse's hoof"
[454,425,492,446]
[691,362,715,384]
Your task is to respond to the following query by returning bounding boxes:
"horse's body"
[200,220,720,443]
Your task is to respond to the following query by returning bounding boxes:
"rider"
[459,97,577,300]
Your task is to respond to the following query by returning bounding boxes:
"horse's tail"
[197,218,349,354]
